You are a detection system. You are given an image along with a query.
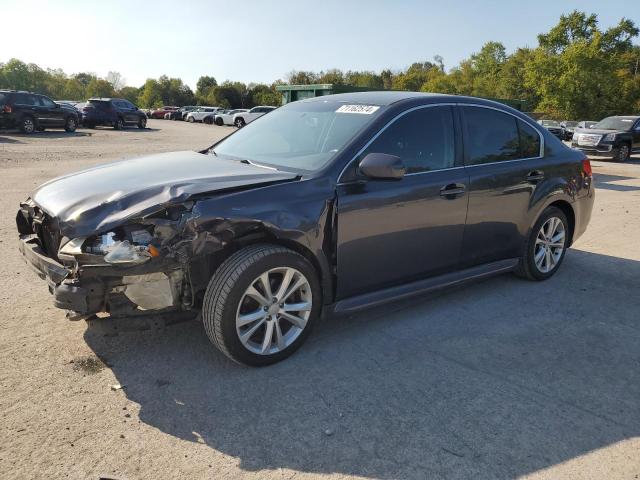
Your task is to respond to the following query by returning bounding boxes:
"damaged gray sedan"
[17,92,594,365]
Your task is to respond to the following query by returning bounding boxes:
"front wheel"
[204,116,213,125]
[187,116,195,123]
[616,144,630,162]
[515,206,569,281]
[215,117,224,126]
[202,245,321,366]
[138,116,147,129]
[64,116,77,132]
[234,117,245,128]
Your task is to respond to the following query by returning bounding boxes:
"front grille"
[37,219,62,261]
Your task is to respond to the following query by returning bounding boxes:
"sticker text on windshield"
[336,105,380,114]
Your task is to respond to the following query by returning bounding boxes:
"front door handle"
[440,183,466,199]
[527,170,545,182]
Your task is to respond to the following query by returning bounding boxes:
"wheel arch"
[198,229,333,307]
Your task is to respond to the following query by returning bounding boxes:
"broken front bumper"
[19,234,185,316]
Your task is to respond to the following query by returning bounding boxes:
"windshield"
[541,120,560,127]
[593,117,637,131]
[213,101,383,173]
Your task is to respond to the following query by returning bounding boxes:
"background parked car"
[232,106,276,128]
[185,107,220,123]
[206,108,249,126]
[166,105,198,120]
[150,106,179,119]
[572,115,640,162]
[577,120,597,129]
[0,89,78,133]
[560,120,579,140]
[537,119,563,139]
[81,98,147,130]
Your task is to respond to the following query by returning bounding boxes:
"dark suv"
[17,92,594,366]
[81,98,147,129]
[0,90,79,133]
[572,115,640,162]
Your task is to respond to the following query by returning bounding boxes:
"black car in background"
[17,92,594,366]
[166,105,198,120]
[81,98,147,129]
[577,121,597,129]
[538,119,563,139]
[572,115,640,162]
[0,90,79,133]
[560,121,578,140]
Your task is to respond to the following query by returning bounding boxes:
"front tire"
[64,116,77,132]
[616,144,630,162]
[234,117,246,128]
[515,206,569,281]
[138,116,147,129]
[204,116,213,125]
[187,116,195,123]
[215,117,224,126]
[202,245,321,366]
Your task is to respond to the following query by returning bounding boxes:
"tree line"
[1,11,639,119]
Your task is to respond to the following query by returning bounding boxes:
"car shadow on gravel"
[84,249,640,479]
[8,131,92,139]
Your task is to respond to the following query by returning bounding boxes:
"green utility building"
[275,83,527,111]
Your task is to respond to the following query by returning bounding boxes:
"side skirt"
[332,258,519,314]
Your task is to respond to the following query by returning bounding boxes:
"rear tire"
[114,117,125,130]
[202,244,321,366]
[187,116,195,123]
[204,116,213,125]
[515,206,569,281]
[215,117,224,126]
[19,116,36,134]
[64,116,77,132]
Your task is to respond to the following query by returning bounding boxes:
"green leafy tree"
[86,78,115,98]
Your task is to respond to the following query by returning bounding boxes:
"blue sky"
[3,0,638,88]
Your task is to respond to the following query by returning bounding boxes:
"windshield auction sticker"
[336,105,380,114]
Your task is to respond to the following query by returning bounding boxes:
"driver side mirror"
[359,153,405,180]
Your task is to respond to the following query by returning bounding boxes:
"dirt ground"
[1,120,639,480]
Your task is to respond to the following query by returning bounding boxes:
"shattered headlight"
[64,226,160,265]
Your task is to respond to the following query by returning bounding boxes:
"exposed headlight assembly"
[64,226,160,265]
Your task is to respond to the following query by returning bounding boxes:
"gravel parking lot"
[1,120,639,480]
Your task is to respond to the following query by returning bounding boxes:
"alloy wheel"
[534,216,565,273]
[23,118,35,133]
[236,267,312,355]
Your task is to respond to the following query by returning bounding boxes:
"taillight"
[582,158,592,177]
[2,104,11,113]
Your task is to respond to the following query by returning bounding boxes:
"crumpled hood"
[31,150,297,237]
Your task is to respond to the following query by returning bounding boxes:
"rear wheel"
[515,206,569,281]
[204,116,213,125]
[616,144,630,162]
[215,117,224,126]
[113,117,125,130]
[19,116,36,134]
[187,116,195,123]
[64,116,77,132]
[202,244,321,366]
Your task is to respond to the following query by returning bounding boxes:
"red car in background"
[149,106,179,119]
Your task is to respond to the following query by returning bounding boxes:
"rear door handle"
[440,183,466,199]
[527,170,545,182]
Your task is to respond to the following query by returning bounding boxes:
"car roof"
[603,115,639,120]
[301,91,455,106]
